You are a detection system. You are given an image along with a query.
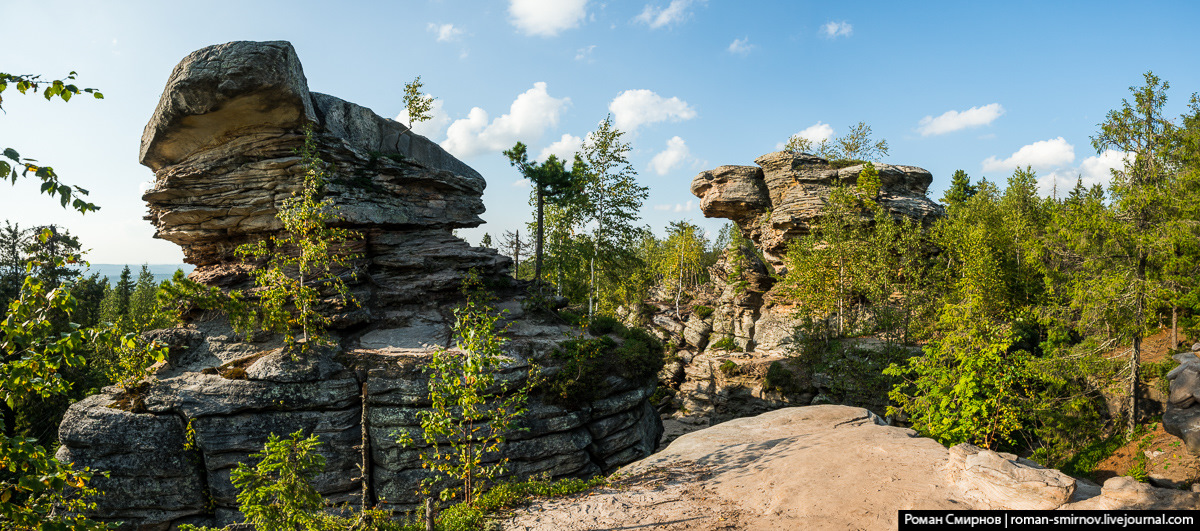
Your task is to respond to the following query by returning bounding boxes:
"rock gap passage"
[55,41,661,528]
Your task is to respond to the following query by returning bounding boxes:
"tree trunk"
[424,497,435,531]
[1172,305,1178,348]
[535,188,544,291]
[1129,251,1147,437]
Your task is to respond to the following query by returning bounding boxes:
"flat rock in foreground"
[502,405,1199,531]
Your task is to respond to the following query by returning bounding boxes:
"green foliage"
[436,475,606,531]
[1,264,108,529]
[547,323,663,407]
[230,430,327,530]
[576,115,651,317]
[1,72,102,214]
[710,335,737,351]
[782,121,889,162]
[763,361,799,394]
[235,125,360,351]
[402,76,435,127]
[886,323,1032,448]
[940,169,977,207]
[1056,431,1128,478]
[505,142,583,288]
[587,315,621,336]
[693,305,714,319]
[718,359,739,376]
[397,270,534,506]
[94,331,168,392]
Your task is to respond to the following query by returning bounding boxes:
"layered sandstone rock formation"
[635,154,944,423]
[690,152,943,270]
[500,406,1198,530]
[56,41,661,529]
[1165,349,1200,455]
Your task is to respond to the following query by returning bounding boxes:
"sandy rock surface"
[502,405,1199,530]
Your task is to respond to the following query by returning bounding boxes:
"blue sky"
[3,1,1200,263]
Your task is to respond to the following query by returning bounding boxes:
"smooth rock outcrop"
[57,41,661,529]
[500,406,1198,531]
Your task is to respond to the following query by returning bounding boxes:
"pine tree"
[940,169,977,207]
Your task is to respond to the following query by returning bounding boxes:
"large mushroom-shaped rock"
[690,152,944,269]
[57,40,664,529]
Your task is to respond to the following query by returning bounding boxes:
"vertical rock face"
[690,152,944,270]
[1165,351,1200,455]
[57,41,662,529]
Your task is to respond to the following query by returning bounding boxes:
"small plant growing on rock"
[718,359,739,377]
[236,125,360,352]
[711,335,737,351]
[230,430,326,530]
[397,269,534,507]
[693,305,714,319]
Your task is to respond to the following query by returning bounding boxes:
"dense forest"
[492,72,1200,468]
[2,68,1199,527]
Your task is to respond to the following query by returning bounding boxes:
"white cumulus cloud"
[575,44,596,61]
[396,97,451,141]
[982,137,1075,173]
[652,200,694,212]
[609,89,696,132]
[428,23,463,42]
[917,103,1005,136]
[509,0,588,37]
[442,82,571,158]
[1038,149,1133,196]
[649,136,691,175]
[821,21,853,38]
[775,122,834,150]
[635,0,700,29]
[728,37,754,55]
[538,134,583,167]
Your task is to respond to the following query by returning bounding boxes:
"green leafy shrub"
[718,359,739,376]
[588,315,622,336]
[614,326,663,381]
[710,335,737,351]
[547,325,663,407]
[763,361,800,393]
[693,305,714,319]
[397,269,534,507]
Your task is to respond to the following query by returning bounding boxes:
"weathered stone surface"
[140,41,316,172]
[502,406,1198,530]
[947,443,1074,510]
[1165,352,1200,454]
[691,152,944,270]
[689,165,769,222]
[56,395,206,526]
[751,304,799,352]
[58,40,662,529]
[142,372,360,417]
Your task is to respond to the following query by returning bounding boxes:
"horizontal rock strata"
[57,40,661,529]
[691,152,944,270]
